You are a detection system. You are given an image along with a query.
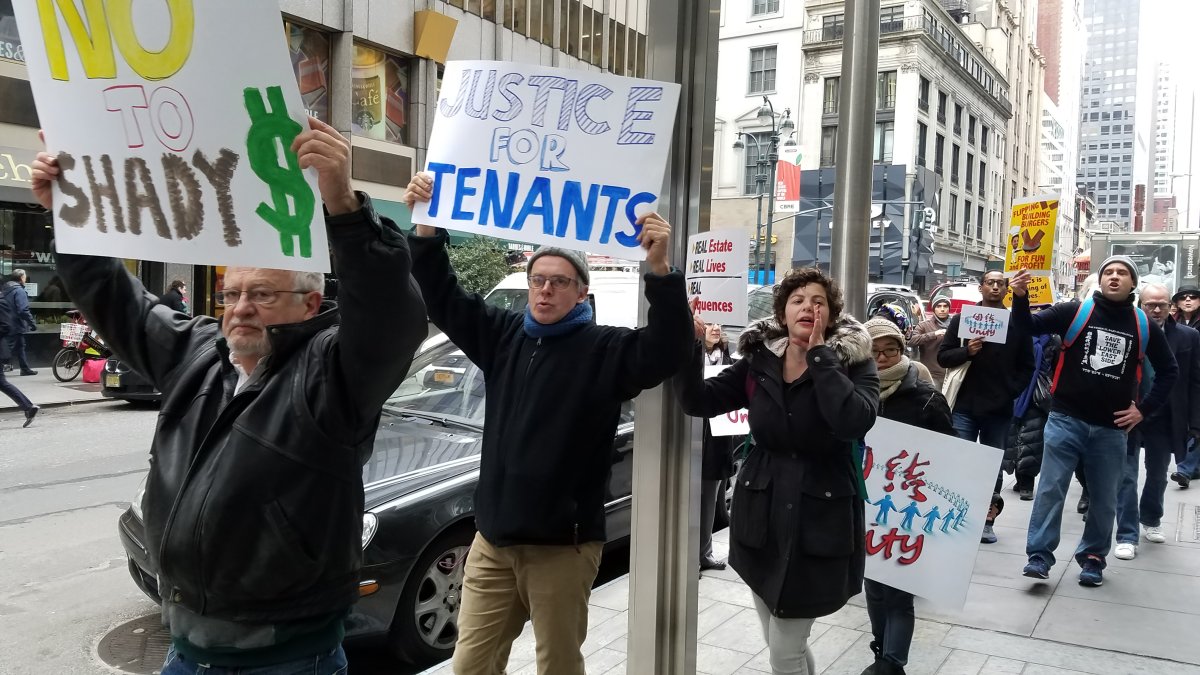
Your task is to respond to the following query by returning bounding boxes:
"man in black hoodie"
[1012,256,1178,587]
[938,271,1034,544]
[403,172,692,675]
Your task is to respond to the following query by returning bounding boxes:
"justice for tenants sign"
[13,0,329,272]
[413,61,681,259]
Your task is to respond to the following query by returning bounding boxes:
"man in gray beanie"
[401,172,692,674]
[1011,259,1177,588]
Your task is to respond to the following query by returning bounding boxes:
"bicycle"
[54,311,112,382]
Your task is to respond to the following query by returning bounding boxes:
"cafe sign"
[0,145,34,189]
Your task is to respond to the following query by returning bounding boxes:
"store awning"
[1073,252,1091,271]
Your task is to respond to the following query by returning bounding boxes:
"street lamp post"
[735,99,794,284]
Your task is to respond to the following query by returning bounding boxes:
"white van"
[484,270,642,329]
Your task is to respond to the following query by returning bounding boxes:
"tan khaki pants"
[452,532,604,675]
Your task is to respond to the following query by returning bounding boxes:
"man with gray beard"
[29,118,426,674]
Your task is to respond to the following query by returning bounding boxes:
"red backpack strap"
[1052,299,1093,394]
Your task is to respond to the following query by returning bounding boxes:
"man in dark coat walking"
[1114,284,1200,560]
[0,270,38,375]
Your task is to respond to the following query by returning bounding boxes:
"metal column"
[829,0,880,318]
[627,0,720,673]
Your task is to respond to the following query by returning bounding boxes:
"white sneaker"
[1114,542,1137,560]
[1144,525,1167,543]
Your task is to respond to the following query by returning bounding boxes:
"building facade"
[0,0,648,363]
[797,0,1012,289]
[710,0,804,282]
[1077,0,1156,232]
[1036,0,1086,294]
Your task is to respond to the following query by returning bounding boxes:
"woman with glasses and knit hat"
[858,317,954,675]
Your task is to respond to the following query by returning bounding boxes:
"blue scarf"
[523,302,594,338]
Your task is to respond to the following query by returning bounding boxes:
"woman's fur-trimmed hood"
[737,315,873,365]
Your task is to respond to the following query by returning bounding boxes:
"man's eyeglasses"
[527,275,578,290]
[220,288,310,306]
[981,279,1007,287]
[872,347,902,358]
[1143,302,1170,311]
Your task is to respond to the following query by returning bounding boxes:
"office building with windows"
[1077,0,1156,232]
[710,0,803,279]
[1037,0,1086,292]
[794,0,1012,287]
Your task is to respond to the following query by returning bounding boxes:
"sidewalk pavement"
[0,369,106,413]
[424,473,1200,675]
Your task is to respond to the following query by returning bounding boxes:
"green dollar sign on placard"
[244,86,315,258]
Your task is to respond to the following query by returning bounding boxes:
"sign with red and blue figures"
[957,306,1010,345]
[863,418,1002,609]
[14,0,329,272]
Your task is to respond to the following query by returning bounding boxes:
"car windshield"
[386,339,486,424]
[485,288,528,313]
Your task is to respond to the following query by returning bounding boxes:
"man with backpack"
[1011,256,1178,587]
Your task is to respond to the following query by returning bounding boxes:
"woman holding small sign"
[861,317,955,675]
[676,268,879,675]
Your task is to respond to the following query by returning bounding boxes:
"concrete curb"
[1,396,114,414]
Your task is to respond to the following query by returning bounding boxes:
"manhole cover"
[1177,504,1200,543]
[96,613,168,674]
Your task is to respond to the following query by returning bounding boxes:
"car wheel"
[389,526,475,666]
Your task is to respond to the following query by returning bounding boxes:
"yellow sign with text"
[1003,275,1054,307]
[1005,195,1059,275]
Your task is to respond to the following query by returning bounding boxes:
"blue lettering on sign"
[452,168,482,220]
[493,73,525,121]
[480,169,521,229]
[619,87,663,145]
[465,70,498,120]
[527,75,578,131]
[574,84,613,135]
[513,175,555,234]
[557,181,600,240]
[426,165,648,250]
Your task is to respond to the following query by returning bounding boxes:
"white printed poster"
[957,306,1010,344]
[705,364,749,437]
[13,0,329,271]
[687,229,749,327]
[413,61,681,259]
[863,418,1002,609]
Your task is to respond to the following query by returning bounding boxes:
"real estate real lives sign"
[414,61,681,258]
[13,0,329,271]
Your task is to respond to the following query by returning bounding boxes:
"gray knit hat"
[865,317,906,349]
[1098,254,1139,285]
[528,246,590,285]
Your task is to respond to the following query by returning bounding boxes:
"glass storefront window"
[352,42,412,145]
[283,20,331,123]
[0,205,70,332]
[0,0,22,64]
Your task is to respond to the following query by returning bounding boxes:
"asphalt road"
[0,400,631,675]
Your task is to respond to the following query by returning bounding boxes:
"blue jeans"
[1177,438,1200,477]
[953,412,1010,493]
[1027,412,1127,568]
[864,579,914,666]
[161,645,347,675]
[1116,425,1174,543]
[0,368,33,411]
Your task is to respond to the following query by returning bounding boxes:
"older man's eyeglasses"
[527,275,578,290]
[872,347,902,358]
[220,288,309,306]
[1143,302,1170,311]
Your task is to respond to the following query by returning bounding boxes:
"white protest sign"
[687,229,748,326]
[14,0,329,272]
[863,418,1002,609]
[705,364,749,436]
[413,61,681,259]
[957,306,1010,344]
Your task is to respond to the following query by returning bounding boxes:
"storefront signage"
[413,60,681,259]
[12,0,330,272]
[0,145,34,188]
